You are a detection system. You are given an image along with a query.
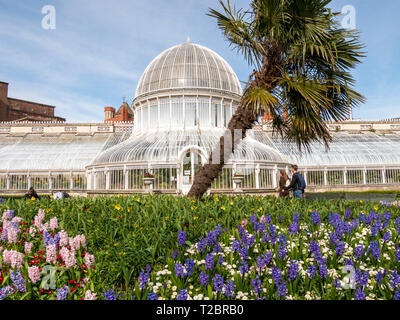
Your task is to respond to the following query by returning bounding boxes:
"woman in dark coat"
[276,170,290,199]
[25,187,40,201]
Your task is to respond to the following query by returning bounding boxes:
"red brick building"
[0,81,65,122]
[104,102,134,123]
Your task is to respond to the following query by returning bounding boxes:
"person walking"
[25,187,40,201]
[284,165,306,199]
[276,170,290,199]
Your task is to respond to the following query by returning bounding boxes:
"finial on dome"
[186,36,191,43]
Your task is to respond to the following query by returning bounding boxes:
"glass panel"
[52,174,70,190]
[198,97,210,126]
[184,97,196,127]
[307,171,324,186]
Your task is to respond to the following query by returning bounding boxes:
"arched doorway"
[178,147,207,194]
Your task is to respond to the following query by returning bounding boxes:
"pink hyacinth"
[2,210,12,222]
[28,266,41,284]
[84,253,95,268]
[241,218,248,228]
[0,246,3,253]
[11,217,23,224]
[24,242,33,254]
[34,209,45,230]
[79,235,86,247]
[60,247,76,268]
[7,227,19,244]
[29,226,36,237]
[46,245,57,264]
[2,249,11,264]
[59,230,69,247]
[84,290,97,300]
[260,215,266,224]
[4,250,24,269]
[69,236,81,251]
[49,217,58,231]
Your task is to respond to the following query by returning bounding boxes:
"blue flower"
[148,292,158,300]
[177,230,186,247]
[0,286,14,300]
[250,214,257,225]
[333,278,341,290]
[10,270,26,293]
[276,280,287,299]
[102,289,117,300]
[375,270,386,286]
[224,280,235,298]
[354,287,366,300]
[185,258,195,277]
[205,253,214,271]
[139,269,150,289]
[287,261,299,281]
[354,245,364,260]
[174,263,186,278]
[239,260,249,275]
[278,245,287,260]
[197,238,207,253]
[336,241,345,256]
[307,265,316,279]
[232,240,240,253]
[394,289,400,300]
[200,271,209,287]
[311,211,321,225]
[177,289,188,300]
[251,276,262,294]
[383,231,391,242]
[213,274,224,293]
[171,250,178,260]
[344,208,352,220]
[368,241,381,260]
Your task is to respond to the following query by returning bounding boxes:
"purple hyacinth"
[232,240,240,253]
[390,271,400,289]
[336,241,345,256]
[239,245,249,260]
[257,252,273,270]
[394,289,400,300]
[276,280,287,299]
[185,259,195,277]
[287,261,299,281]
[354,245,364,260]
[333,278,341,290]
[289,222,299,235]
[250,214,257,225]
[148,292,158,300]
[139,269,150,289]
[278,245,287,260]
[396,246,400,263]
[375,271,386,286]
[177,289,188,300]
[240,260,249,275]
[224,280,235,298]
[10,270,26,292]
[177,230,186,247]
[271,266,282,283]
[197,237,207,253]
[383,231,391,242]
[0,286,14,300]
[368,241,381,260]
[344,208,352,220]
[213,274,224,293]
[307,265,316,279]
[311,211,321,225]
[175,263,186,278]
[318,258,328,279]
[251,277,262,294]
[355,269,369,287]
[57,286,69,300]
[200,271,209,287]
[354,287,366,300]
[205,253,214,271]
[171,250,178,260]
[352,218,359,231]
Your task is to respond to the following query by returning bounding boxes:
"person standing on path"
[284,165,306,199]
[276,170,290,199]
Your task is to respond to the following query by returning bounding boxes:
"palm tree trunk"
[187,103,258,198]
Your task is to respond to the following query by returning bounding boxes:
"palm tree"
[187,0,365,198]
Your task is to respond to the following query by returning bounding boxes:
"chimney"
[104,106,115,122]
[0,81,9,121]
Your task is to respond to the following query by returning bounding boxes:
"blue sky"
[0,0,399,122]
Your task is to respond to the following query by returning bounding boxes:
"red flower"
[184,222,189,228]
[70,288,76,293]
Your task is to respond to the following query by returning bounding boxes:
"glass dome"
[135,41,242,98]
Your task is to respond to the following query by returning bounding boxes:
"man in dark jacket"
[284,165,305,199]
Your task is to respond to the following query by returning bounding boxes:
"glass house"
[86,41,290,194]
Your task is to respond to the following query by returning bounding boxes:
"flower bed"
[136,209,400,300]
[0,209,98,300]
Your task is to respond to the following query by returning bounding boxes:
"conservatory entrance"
[180,148,206,194]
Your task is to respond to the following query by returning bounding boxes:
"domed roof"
[135,41,243,99]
